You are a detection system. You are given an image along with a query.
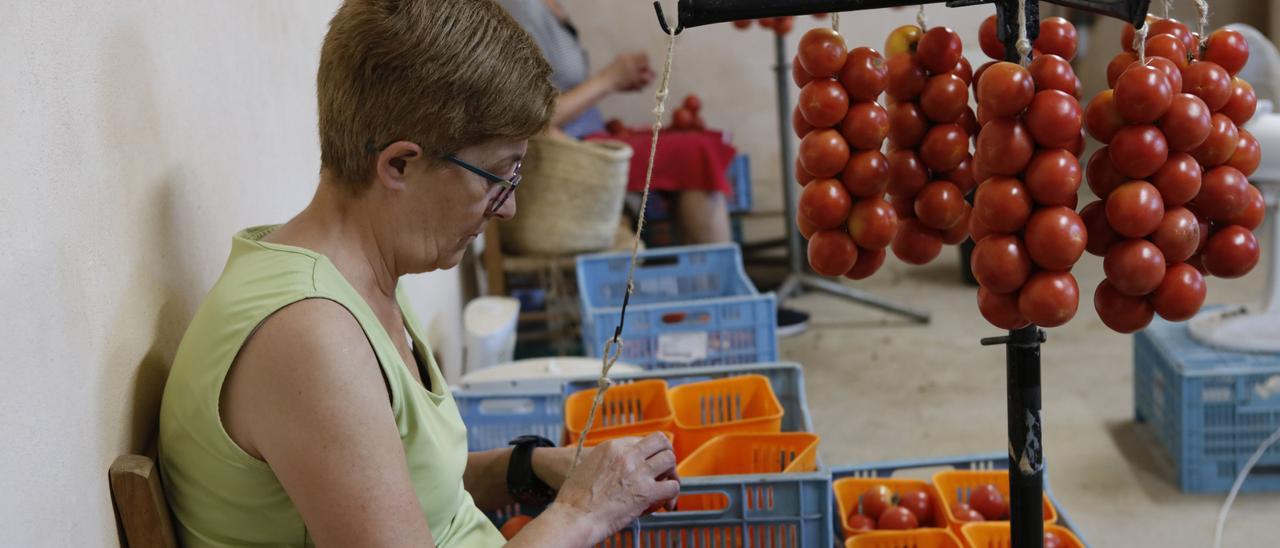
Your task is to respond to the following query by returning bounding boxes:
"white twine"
[832,12,839,32]
[916,4,927,30]
[1194,0,1210,53]
[1015,0,1032,65]
[1135,23,1150,64]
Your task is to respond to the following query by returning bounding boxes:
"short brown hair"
[317,0,556,187]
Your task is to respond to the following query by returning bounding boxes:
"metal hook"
[653,1,684,35]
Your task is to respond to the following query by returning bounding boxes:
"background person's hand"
[602,52,655,92]
[550,433,680,537]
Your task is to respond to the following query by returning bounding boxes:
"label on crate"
[657,332,708,363]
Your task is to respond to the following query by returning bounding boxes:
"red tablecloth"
[586,129,738,195]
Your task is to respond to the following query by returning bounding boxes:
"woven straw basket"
[500,134,633,256]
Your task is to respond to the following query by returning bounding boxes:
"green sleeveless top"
[158,226,504,547]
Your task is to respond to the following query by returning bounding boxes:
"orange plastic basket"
[845,529,965,548]
[960,523,1084,548]
[676,433,819,477]
[668,374,784,459]
[931,470,1057,537]
[580,430,675,448]
[832,477,947,538]
[564,379,673,443]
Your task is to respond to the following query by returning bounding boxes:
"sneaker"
[776,306,810,338]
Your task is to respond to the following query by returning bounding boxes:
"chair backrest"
[109,454,179,548]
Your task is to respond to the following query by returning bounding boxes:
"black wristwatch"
[507,435,557,507]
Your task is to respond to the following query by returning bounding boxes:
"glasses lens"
[488,186,514,215]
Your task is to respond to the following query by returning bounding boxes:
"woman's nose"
[491,194,517,220]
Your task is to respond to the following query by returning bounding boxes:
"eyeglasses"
[443,154,521,216]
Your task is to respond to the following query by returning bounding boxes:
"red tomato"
[1095,279,1155,333]
[773,16,794,36]
[846,246,888,280]
[605,119,626,135]
[921,73,969,123]
[1025,149,1082,207]
[888,192,917,219]
[941,205,972,244]
[1182,61,1232,111]
[977,62,1035,118]
[1203,225,1261,278]
[1115,64,1173,123]
[808,229,859,276]
[916,26,963,74]
[792,55,815,87]
[1030,54,1077,94]
[501,515,533,540]
[1225,184,1265,231]
[877,506,919,531]
[842,150,890,198]
[1145,33,1189,69]
[920,124,969,173]
[795,157,816,187]
[848,197,899,249]
[914,181,966,230]
[886,53,928,101]
[1203,28,1250,76]
[969,210,995,243]
[1024,207,1087,270]
[673,108,697,130]
[1104,239,1167,296]
[887,101,928,148]
[792,105,815,139]
[974,177,1033,233]
[953,503,988,523]
[1106,181,1165,238]
[972,147,994,184]
[1084,89,1124,144]
[1151,207,1202,264]
[846,513,876,533]
[1081,200,1120,256]
[1044,531,1066,548]
[887,149,929,198]
[1221,78,1258,126]
[799,129,851,178]
[972,61,996,96]
[1109,124,1169,179]
[898,490,933,523]
[1150,18,1195,53]
[732,19,752,30]
[1145,56,1184,94]
[968,484,1008,520]
[841,47,889,101]
[1019,271,1080,328]
[1153,263,1207,321]
[797,28,848,78]
[1034,17,1078,59]
[892,219,944,265]
[950,57,974,84]
[758,17,776,29]
[976,118,1034,176]
[1158,94,1212,152]
[1227,129,1261,177]
[799,80,850,128]
[958,106,980,138]
[1085,147,1126,198]
[1191,113,1240,167]
[682,94,702,114]
[841,102,890,150]
[978,15,1005,60]
[1025,90,1083,149]
[978,287,1029,330]
[797,211,819,240]
[1106,52,1138,88]
[1195,166,1251,221]
[1152,152,1203,206]
[884,24,922,57]
[943,155,978,195]
[860,485,894,520]
[799,178,853,229]
[972,234,1032,293]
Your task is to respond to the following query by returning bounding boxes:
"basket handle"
[476,397,538,416]
[646,489,735,518]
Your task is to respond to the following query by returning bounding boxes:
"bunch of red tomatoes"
[730,13,829,36]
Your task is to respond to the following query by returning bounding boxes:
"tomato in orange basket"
[877,506,919,530]
[968,484,1008,520]
[859,484,894,520]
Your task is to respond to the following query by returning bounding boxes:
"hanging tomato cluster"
[793,27,896,279]
[970,16,1088,330]
[731,13,829,36]
[1083,17,1263,333]
[882,24,977,266]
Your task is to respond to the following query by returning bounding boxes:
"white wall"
[0,2,462,545]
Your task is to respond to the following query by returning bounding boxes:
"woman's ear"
[374,141,423,190]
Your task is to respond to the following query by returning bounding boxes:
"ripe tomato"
[950,57,974,84]
[978,287,1029,330]
[1225,184,1265,230]
[732,19,752,30]
[972,61,995,95]
[1221,78,1258,126]
[914,181,966,230]
[501,515,533,540]
[1120,17,1159,53]
[1024,207,1087,270]
[976,118,1033,176]
[1150,18,1195,53]
[1106,181,1165,238]
[1145,33,1189,69]
[843,150,890,197]
[860,485,895,519]
[1151,152,1203,206]
[1153,263,1207,321]
[916,26,963,74]
[1025,90,1083,148]
[845,246,888,280]
[1109,124,1169,179]
[892,219,944,265]
[1227,129,1261,177]
[848,197,899,249]
[968,484,1008,520]
[797,210,819,240]
[978,15,1005,60]
[841,102,890,150]
[605,119,626,135]
[799,80,849,128]
[1084,89,1124,144]
[1157,93,1212,152]
[974,177,1033,233]
[758,17,776,29]
[682,94,702,114]
[1104,239,1167,296]
[1115,64,1174,123]
[1203,225,1261,278]
[1182,61,1232,111]
[792,55,815,87]
[673,108,697,130]
[795,157,816,187]
[953,503,988,523]
[797,28,848,78]
[888,192,917,219]
[972,234,1032,293]
[921,73,969,123]
[887,149,929,198]
[1195,165,1251,221]
[898,490,933,523]
[799,178,853,229]
[808,229,859,276]
[877,506,919,531]
[846,513,876,533]
[841,47,889,101]
[1085,147,1125,198]
[1151,207,1202,264]
[1095,279,1155,333]
[799,129,851,178]
[1025,149,1082,206]
[887,53,929,100]
[977,62,1035,118]
[772,16,795,36]
[792,105,815,139]
[1191,113,1240,167]
[1203,28,1250,76]
[969,210,995,243]
[884,25,922,57]
[1080,200,1119,256]
[1044,531,1066,548]
[1035,17,1078,60]
[887,100,928,148]
[941,205,972,244]
[958,106,980,137]
[1143,56,1184,94]
[1019,271,1080,328]
[1106,52,1138,88]
[920,124,969,173]
[942,155,978,194]
[1030,54,1077,94]
[972,147,995,184]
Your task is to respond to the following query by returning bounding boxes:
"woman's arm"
[551,52,654,129]
[465,446,579,511]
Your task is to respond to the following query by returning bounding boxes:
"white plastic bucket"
[463,297,521,374]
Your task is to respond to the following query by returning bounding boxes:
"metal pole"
[774,32,805,277]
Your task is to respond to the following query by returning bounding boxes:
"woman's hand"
[602,52,655,92]
[548,433,680,539]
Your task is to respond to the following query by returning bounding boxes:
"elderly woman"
[157,1,679,546]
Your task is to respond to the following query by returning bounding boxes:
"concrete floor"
[773,237,1278,547]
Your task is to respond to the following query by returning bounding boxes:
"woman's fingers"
[643,449,676,478]
[633,431,674,459]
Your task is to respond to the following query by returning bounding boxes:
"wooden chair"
[110,452,179,548]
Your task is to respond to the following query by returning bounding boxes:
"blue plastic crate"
[726,154,753,214]
[831,453,1088,548]
[576,243,778,370]
[1134,317,1280,493]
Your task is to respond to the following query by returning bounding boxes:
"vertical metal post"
[774,31,805,275]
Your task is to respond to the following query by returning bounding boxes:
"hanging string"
[1194,0,1210,53]
[567,20,679,476]
[1164,0,1172,19]
[832,12,839,32]
[916,4,927,30]
[1135,23,1150,64]
[1015,0,1032,66]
